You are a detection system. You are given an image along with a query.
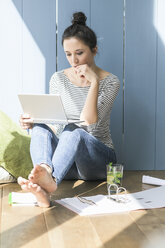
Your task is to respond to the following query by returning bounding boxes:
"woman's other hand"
[19,113,33,130]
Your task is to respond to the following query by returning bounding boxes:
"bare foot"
[28,164,57,193]
[17,177,50,208]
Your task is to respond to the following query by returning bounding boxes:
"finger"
[20,118,32,125]
[21,121,32,129]
[20,115,32,126]
[77,68,83,74]
[23,118,33,123]
[22,125,30,130]
[75,65,83,73]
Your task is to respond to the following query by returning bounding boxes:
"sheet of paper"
[55,186,165,216]
[142,175,165,186]
[8,192,37,206]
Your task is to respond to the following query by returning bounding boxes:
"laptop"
[18,94,83,124]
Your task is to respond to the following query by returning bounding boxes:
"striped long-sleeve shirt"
[49,70,120,149]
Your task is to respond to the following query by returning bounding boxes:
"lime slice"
[107,175,115,184]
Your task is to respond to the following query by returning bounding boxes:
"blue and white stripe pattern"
[49,70,120,149]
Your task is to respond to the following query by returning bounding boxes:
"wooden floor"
[1,171,165,248]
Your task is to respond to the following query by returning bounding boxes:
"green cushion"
[0,110,33,179]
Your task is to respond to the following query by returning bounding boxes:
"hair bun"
[72,12,87,26]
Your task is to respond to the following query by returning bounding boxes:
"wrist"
[90,78,99,87]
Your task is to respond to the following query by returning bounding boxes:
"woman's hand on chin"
[74,64,99,85]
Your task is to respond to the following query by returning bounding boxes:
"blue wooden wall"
[124,0,157,170]
[124,0,165,170]
[0,0,165,170]
[155,0,165,170]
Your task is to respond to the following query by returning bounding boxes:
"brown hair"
[62,12,97,52]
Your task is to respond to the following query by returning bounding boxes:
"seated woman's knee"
[32,124,50,135]
[60,128,86,142]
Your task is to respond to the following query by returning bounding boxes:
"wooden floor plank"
[44,205,102,248]
[44,180,104,248]
[0,183,50,248]
[124,171,165,248]
[89,214,147,248]
[130,208,165,245]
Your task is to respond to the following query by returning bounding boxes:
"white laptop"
[18,94,83,125]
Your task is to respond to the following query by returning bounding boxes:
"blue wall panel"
[155,0,165,169]
[91,0,123,164]
[124,0,157,170]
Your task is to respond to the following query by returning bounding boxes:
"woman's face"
[63,37,97,68]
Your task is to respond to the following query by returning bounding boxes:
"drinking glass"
[107,163,124,195]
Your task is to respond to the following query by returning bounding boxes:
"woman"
[18,12,120,207]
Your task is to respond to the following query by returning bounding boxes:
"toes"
[27,182,34,188]
[17,176,28,185]
[27,182,40,191]
[17,176,23,185]
[32,183,39,188]
[32,184,41,193]
[21,184,29,191]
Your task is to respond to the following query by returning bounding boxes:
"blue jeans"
[30,124,117,185]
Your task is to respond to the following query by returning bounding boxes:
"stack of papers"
[55,186,165,216]
[142,175,165,186]
[8,192,37,206]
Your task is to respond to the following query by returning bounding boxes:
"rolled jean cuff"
[52,172,60,186]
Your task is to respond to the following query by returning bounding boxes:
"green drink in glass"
[107,163,123,194]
